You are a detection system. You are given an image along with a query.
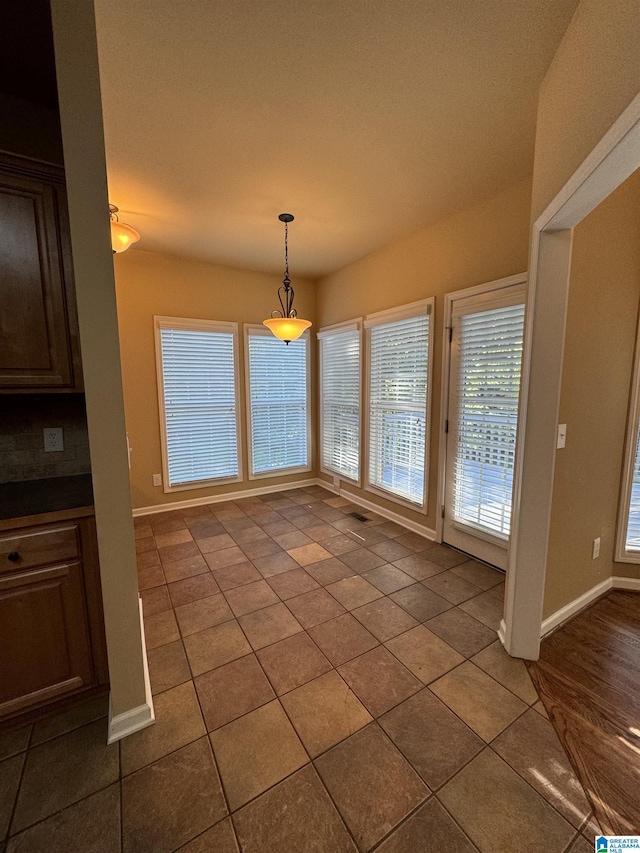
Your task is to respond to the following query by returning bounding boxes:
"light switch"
[557,423,567,449]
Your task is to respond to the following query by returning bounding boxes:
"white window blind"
[247,331,309,476]
[452,303,525,538]
[367,311,430,506]
[625,430,640,551]
[157,321,240,488]
[320,325,361,481]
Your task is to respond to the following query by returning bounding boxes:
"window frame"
[243,323,312,481]
[364,298,434,513]
[154,315,242,493]
[318,318,363,486]
[616,311,640,563]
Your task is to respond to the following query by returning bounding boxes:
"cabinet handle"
[7,552,20,562]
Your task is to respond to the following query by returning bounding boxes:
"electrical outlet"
[557,423,567,449]
[592,537,601,559]
[153,474,162,487]
[44,428,64,453]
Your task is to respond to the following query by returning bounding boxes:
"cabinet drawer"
[0,524,79,573]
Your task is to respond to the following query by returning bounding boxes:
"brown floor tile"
[326,575,383,610]
[372,521,406,538]
[309,613,379,666]
[533,699,549,718]
[368,539,413,562]
[134,521,153,539]
[459,590,504,630]
[287,543,332,566]
[339,646,423,717]
[285,587,347,628]
[450,560,504,590]
[212,561,262,591]
[281,671,372,757]
[0,727,30,762]
[223,517,261,536]
[394,532,434,552]
[159,541,201,566]
[430,661,526,741]
[304,523,339,542]
[315,723,428,851]
[261,520,297,538]
[346,526,389,546]
[204,546,248,571]
[352,597,419,642]
[257,632,332,694]
[385,625,464,684]
[175,593,234,636]
[238,602,302,650]
[150,515,188,534]
[492,709,591,828]
[1,753,25,840]
[273,530,313,550]
[232,527,269,546]
[136,535,156,554]
[471,641,538,704]
[161,553,208,584]
[196,532,235,553]
[196,654,275,731]
[439,749,574,853]
[6,784,120,853]
[489,580,505,599]
[239,538,283,559]
[379,688,483,789]
[140,584,172,617]
[169,573,220,607]
[11,718,118,834]
[184,516,226,540]
[144,609,180,650]
[177,818,239,852]
[376,797,479,853]
[224,580,280,616]
[183,621,251,676]
[155,529,194,549]
[569,836,594,853]
[266,569,320,600]
[426,607,496,657]
[233,764,356,853]
[148,639,191,695]
[30,695,108,746]
[392,553,445,581]
[322,534,362,556]
[210,700,308,810]
[422,544,468,568]
[422,569,484,604]
[361,564,415,594]
[340,548,387,573]
[137,559,167,590]
[291,512,323,530]
[213,505,248,521]
[304,557,355,586]
[252,550,299,577]
[390,584,452,621]
[122,737,227,853]
[121,681,205,776]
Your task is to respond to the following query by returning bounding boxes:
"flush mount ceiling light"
[263,213,311,344]
[109,203,140,253]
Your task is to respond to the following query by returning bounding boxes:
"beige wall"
[114,249,317,509]
[316,176,532,531]
[543,169,640,617]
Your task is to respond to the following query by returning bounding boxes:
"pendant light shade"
[109,204,140,253]
[263,213,311,344]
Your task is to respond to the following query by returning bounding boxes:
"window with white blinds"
[366,302,432,507]
[246,328,310,477]
[617,317,640,562]
[625,432,640,552]
[451,302,525,538]
[155,317,240,490]
[319,323,361,482]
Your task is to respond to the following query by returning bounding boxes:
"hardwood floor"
[528,590,640,835]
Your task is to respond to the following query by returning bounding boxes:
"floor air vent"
[347,512,370,523]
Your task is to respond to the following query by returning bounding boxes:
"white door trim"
[503,90,640,660]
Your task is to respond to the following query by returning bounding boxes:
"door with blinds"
[443,282,526,569]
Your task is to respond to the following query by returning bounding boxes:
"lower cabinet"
[0,513,108,722]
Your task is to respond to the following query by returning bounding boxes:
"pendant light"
[263,213,311,344]
[109,204,140,253]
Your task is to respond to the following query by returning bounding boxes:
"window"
[155,317,241,490]
[245,326,310,478]
[365,300,433,509]
[617,314,640,562]
[319,320,362,483]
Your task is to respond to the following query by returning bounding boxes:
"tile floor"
[0,485,600,852]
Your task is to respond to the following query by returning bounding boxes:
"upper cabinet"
[0,152,82,392]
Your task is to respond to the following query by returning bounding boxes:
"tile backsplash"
[0,395,91,483]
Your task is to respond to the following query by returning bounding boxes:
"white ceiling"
[94,0,578,278]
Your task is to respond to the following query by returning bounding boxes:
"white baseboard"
[540,575,640,638]
[132,478,319,517]
[497,618,507,646]
[337,486,437,542]
[107,598,155,743]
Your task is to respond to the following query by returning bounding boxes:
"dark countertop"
[0,474,94,520]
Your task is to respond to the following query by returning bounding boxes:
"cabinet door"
[0,165,75,388]
[0,561,94,717]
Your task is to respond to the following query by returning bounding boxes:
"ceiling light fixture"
[263,213,311,344]
[109,203,140,253]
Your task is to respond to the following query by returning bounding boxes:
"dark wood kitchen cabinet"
[0,510,108,722]
[0,151,82,391]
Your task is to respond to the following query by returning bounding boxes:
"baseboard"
[107,598,155,743]
[497,618,507,646]
[132,478,319,517]
[337,486,437,542]
[539,575,640,638]
[611,575,640,590]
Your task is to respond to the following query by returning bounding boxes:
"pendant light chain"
[262,212,311,344]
